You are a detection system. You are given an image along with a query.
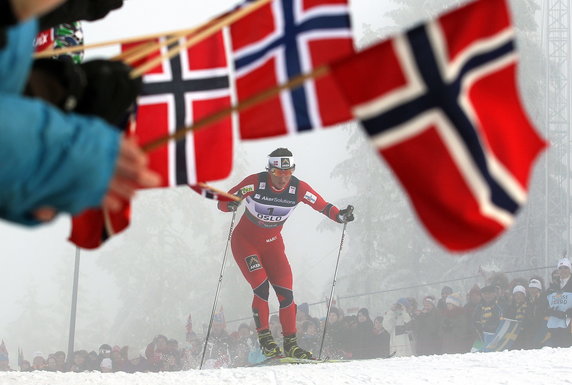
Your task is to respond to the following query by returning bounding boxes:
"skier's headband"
[267,156,295,170]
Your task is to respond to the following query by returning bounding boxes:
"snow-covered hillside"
[1,347,571,385]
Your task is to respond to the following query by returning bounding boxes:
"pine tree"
[6,286,62,358]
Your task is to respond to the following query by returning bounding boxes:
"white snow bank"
[1,347,570,385]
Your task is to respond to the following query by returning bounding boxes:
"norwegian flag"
[329,0,547,251]
[124,31,233,186]
[230,0,354,139]
[69,33,233,250]
[188,184,237,202]
[69,206,130,249]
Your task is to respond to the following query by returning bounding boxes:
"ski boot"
[283,334,313,359]
[257,329,283,358]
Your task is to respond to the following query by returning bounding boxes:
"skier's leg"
[231,234,282,357]
[264,237,312,359]
[263,235,296,336]
[231,236,270,331]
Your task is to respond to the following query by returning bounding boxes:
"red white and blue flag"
[124,31,234,186]
[230,0,354,139]
[69,206,130,249]
[329,0,547,251]
[69,33,234,249]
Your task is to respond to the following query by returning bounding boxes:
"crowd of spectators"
[2,258,572,372]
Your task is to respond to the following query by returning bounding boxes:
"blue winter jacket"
[0,19,120,225]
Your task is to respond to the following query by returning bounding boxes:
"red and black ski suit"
[218,171,342,336]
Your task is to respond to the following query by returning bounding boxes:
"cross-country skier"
[218,148,354,359]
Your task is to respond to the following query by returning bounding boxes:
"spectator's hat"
[512,285,526,295]
[397,297,410,308]
[529,279,542,290]
[445,293,462,307]
[423,296,436,307]
[557,258,571,270]
[100,358,112,369]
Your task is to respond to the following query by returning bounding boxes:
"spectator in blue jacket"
[546,258,572,348]
[0,1,160,227]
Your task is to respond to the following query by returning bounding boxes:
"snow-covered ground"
[2,348,571,385]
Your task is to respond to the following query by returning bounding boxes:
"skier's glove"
[227,200,240,212]
[75,59,142,126]
[39,0,124,30]
[337,205,354,223]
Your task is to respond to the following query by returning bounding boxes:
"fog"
[0,0,560,369]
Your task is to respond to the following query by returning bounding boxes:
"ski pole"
[318,205,353,359]
[199,209,237,369]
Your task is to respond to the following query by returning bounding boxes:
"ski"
[249,356,348,367]
[249,351,396,367]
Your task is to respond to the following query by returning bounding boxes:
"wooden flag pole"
[113,40,160,63]
[33,26,199,59]
[115,31,188,64]
[130,0,273,79]
[117,8,234,65]
[141,65,330,153]
[197,183,241,202]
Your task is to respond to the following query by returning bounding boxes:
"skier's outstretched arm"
[297,181,354,223]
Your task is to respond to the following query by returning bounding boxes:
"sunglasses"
[269,167,294,177]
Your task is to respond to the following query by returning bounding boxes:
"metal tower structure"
[543,0,571,266]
